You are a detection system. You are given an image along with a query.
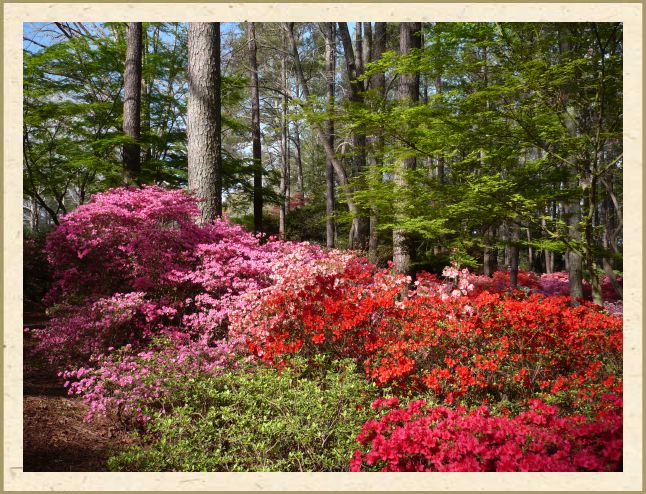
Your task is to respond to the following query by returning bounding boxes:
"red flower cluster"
[245,264,622,410]
[351,395,622,472]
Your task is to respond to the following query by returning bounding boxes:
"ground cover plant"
[26,187,623,472]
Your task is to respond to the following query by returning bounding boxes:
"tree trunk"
[355,22,363,76]
[541,215,554,273]
[368,22,387,261]
[248,23,263,234]
[279,31,289,239]
[30,194,39,233]
[526,226,533,267]
[287,23,362,240]
[583,177,603,305]
[187,22,222,223]
[565,200,584,300]
[141,25,152,168]
[123,22,142,185]
[483,226,496,276]
[292,119,305,206]
[393,22,422,275]
[362,22,373,79]
[601,192,622,298]
[323,22,336,248]
[338,22,369,250]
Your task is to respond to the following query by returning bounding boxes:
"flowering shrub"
[33,186,367,423]
[351,395,622,472]
[538,272,622,302]
[27,186,622,471]
[239,262,622,412]
[33,186,289,365]
[60,333,249,424]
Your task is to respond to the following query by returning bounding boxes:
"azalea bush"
[28,187,623,472]
[33,186,285,364]
[237,261,622,414]
[60,333,249,424]
[351,395,622,472]
[34,186,362,424]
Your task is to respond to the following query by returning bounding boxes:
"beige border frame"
[4,3,643,491]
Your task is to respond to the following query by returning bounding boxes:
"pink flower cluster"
[537,272,623,304]
[32,292,147,363]
[60,332,249,423]
[351,394,622,472]
[34,186,363,422]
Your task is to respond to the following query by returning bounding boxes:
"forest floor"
[23,313,134,472]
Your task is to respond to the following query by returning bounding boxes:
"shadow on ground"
[23,314,135,472]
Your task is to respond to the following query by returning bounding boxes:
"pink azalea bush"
[33,186,284,364]
[60,333,249,424]
[32,186,363,423]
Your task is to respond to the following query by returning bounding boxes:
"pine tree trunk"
[279,31,289,239]
[30,194,39,233]
[123,22,142,185]
[541,215,554,273]
[187,22,222,222]
[338,22,369,250]
[248,22,263,234]
[141,26,151,168]
[293,120,305,206]
[324,23,336,248]
[368,22,386,261]
[362,22,373,78]
[565,200,584,300]
[393,22,422,275]
[483,227,496,276]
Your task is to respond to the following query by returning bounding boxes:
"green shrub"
[108,358,377,472]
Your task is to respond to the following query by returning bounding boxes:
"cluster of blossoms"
[236,259,622,409]
[351,395,622,472]
[29,187,623,471]
[31,186,363,423]
[60,333,248,423]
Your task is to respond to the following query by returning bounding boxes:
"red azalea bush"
[351,395,622,472]
[237,263,622,412]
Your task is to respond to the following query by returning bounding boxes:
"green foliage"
[285,202,327,243]
[108,357,377,472]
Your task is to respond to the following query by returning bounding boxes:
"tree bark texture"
[565,200,584,300]
[338,22,369,250]
[187,22,223,222]
[509,221,520,289]
[287,23,361,238]
[483,227,496,276]
[248,22,264,234]
[393,22,422,275]
[368,22,387,260]
[324,22,336,248]
[123,22,142,185]
[279,33,289,239]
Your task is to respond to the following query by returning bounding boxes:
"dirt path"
[23,314,135,472]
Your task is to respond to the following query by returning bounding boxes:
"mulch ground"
[23,313,136,472]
